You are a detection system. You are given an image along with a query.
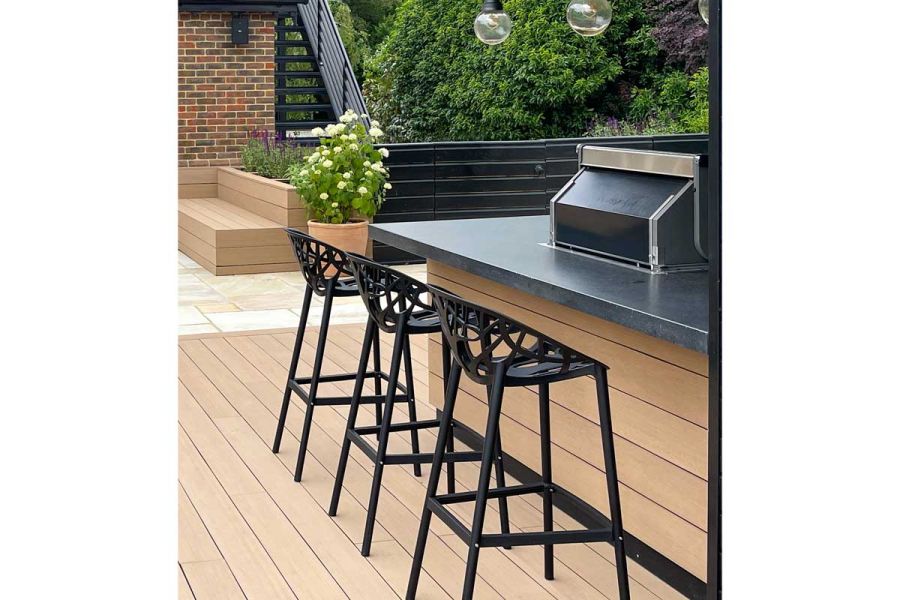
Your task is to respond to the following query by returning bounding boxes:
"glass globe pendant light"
[566,0,612,37]
[474,0,512,46]
[698,0,709,24]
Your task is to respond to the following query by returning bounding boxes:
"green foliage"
[365,0,663,142]
[241,132,311,180]
[331,1,371,80]
[587,66,708,136]
[288,110,391,223]
[344,0,402,46]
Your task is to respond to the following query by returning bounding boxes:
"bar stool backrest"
[428,284,592,385]
[285,228,353,296]
[346,253,434,334]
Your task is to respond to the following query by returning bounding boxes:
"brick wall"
[178,12,275,167]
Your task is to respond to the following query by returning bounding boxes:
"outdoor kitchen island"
[370,215,710,596]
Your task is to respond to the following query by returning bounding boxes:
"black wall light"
[231,13,250,45]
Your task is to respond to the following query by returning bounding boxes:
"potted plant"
[288,110,392,255]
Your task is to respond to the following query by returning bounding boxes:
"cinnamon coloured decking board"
[178,324,688,600]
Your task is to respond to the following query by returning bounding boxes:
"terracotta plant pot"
[307,218,369,275]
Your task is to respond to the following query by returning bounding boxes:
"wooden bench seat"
[178,198,298,275]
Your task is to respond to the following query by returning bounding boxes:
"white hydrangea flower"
[383,182,393,190]
[371,120,381,128]
[369,127,384,138]
[334,123,346,133]
[337,181,347,190]
[365,170,374,178]
[343,172,352,179]
[349,143,359,151]
[333,146,342,153]
[348,133,358,141]
[324,124,337,136]
[357,186,369,195]
[299,169,309,177]
[363,160,371,168]
[319,192,329,200]
[321,149,330,156]
[308,153,320,162]
[373,161,383,169]
[311,127,325,137]
[379,147,390,157]
[331,201,339,208]
[360,114,368,120]
[322,159,333,168]
[339,114,352,123]
[314,169,321,175]
[340,134,349,141]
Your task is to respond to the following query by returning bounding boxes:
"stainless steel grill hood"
[550,146,708,273]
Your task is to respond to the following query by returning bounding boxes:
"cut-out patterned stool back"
[406,284,631,600]
[272,229,398,483]
[328,254,507,557]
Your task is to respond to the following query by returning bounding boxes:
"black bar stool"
[407,285,631,600]
[328,254,510,557]
[272,229,406,482]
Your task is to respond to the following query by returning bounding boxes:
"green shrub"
[331,1,371,80]
[365,0,662,142]
[586,66,708,136]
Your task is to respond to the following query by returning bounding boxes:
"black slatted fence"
[374,134,709,263]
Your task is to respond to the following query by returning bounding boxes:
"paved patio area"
[178,252,428,335]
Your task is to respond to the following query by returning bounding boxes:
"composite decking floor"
[178,323,686,600]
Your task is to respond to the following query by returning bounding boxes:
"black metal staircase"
[274,16,336,136]
[276,0,368,139]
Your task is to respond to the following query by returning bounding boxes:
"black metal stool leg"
[441,339,456,494]
[538,382,554,580]
[484,381,511,549]
[407,360,462,600]
[273,284,313,454]
[403,333,422,477]
[329,318,377,517]
[294,281,334,482]
[372,327,383,431]
[462,367,506,600]
[361,320,408,557]
[595,365,630,600]
[493,428,512,549]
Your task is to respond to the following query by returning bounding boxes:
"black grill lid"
[560,169,688,219]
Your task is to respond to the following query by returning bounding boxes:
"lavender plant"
[241,130,311,180]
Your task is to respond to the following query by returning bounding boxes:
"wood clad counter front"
[426,261,709,582]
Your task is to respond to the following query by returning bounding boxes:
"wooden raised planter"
[177,166,308,275]
[215,167,308,228]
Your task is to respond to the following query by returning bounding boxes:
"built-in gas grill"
[550,146,708,273]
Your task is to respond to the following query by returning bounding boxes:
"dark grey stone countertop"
[369,215,709,354]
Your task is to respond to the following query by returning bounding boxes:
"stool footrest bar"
[433,483,547,505]
[481,528,613,548]
[426,497,472,544]
[354,419,441,436]
[292,370,382,385]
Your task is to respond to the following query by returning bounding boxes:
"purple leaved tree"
[648,0,709,73]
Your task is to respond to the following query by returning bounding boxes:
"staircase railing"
[296,0,368,121]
